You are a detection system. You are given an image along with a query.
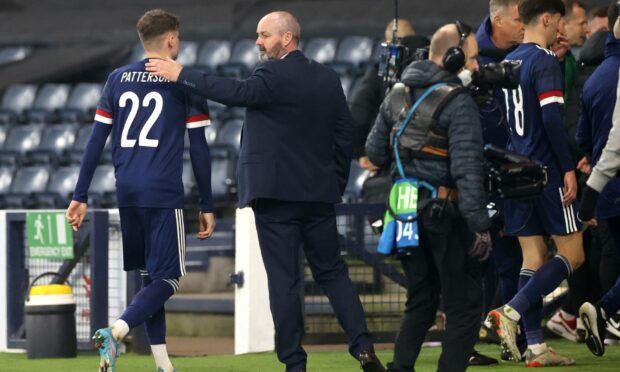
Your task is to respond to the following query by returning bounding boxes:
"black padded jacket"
[365,60,492,232]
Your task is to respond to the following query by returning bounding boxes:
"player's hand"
[550,31,569,61]
[145,57,183,82]
[562,170,578,206]
[66,200,87,232]
[577,157,592,175]
[197,212,216,240]
[583,218,598,228]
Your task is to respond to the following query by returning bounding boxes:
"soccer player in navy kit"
[485,0,585,367]
[66,9,215,372]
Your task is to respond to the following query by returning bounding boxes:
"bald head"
[260,11,301,45]
[384,19,416,42]
[256,11,301,61]
[429,24,462,62]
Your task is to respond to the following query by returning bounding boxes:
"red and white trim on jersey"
[539,91,564,107]
[558,188,579,234]
[94,109,113,125]
[186,114,211,129]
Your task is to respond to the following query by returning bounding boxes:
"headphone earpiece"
[442,20,468,74]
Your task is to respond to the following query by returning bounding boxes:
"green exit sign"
[26,212,74,259]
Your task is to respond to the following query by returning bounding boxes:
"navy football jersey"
[501,43,573,184]
[95,59,210,209]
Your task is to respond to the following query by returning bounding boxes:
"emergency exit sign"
[26,212,74,259]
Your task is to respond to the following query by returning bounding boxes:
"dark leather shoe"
[468,349,498,366]
[359,350,386,372]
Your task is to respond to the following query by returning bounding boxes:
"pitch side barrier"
[0,210,126,352]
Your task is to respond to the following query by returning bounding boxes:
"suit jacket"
[177,50,352,207]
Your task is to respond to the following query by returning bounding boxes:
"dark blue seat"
[335,36,375,66]
[217,39,259,78]
[0,46,32,66]
[177,41,199,66]
[28,123,77,165]
[90,164,116,207]
[58,83,102,123]
[304,38,337,64]
[210,145,236,203]
[343,161,369,203]
[215,120,243,154]
[0,124,43,165]
[25,84,71,123]
[0,84,38,124]
[196,41,232,72]
[3,165,50,208]
[128,42,146,63]
[68,125,111,164]
[0,165,15,195]
[35,165,80,208]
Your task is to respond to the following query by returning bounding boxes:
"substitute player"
[485,0,585,367]
[66,9,215,372]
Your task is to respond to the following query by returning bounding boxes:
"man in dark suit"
[146,11,385,372]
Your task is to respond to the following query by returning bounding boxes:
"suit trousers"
[387,200,483,372]
[252,198,374,371]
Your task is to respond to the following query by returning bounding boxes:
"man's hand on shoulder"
[66,200,87,232]
[197,211,216,240]
[145,57,183,82]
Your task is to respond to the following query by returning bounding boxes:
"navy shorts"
[119,207,186,279]
[504,185,582,237]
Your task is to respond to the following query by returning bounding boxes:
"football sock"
[519,269,544,346]
[120,278,178,329]
[508,255,572,318]
[151,344,174,372]
[111,319,130,342]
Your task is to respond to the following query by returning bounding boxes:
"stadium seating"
[2,165,50,208]
[89,164,116,207]
[196,40,232,72]
[344,161,369,202]
[0,35,381,210]
[25,83,71,123]
[0,124,43,165]
[29,123,77,165]
[0,46,32,66]
[304,38,338,64]
[215,119,243,153]
[35,165,79,208]
[177,41,199,66]
[217,39,259,77]
[59,83,102,123]
[0,84,38,124]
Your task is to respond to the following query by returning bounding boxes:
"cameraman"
[366,22,492,372]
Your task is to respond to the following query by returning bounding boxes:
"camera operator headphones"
[443,20,470,74]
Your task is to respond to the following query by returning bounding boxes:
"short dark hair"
[519,0,566,25]
[562,0,585,20]
[136,9,180,44]
[588,6,609,21]
[608,1,620,30]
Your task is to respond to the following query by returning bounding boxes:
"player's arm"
[535,56,577,204]
[68,81,114,231]
[186,94,216,239]
[145,57,274,107]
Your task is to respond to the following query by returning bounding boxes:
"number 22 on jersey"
[119,91,162,148]
[503,86,524,137]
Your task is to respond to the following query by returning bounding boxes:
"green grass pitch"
[1,340,619,371]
